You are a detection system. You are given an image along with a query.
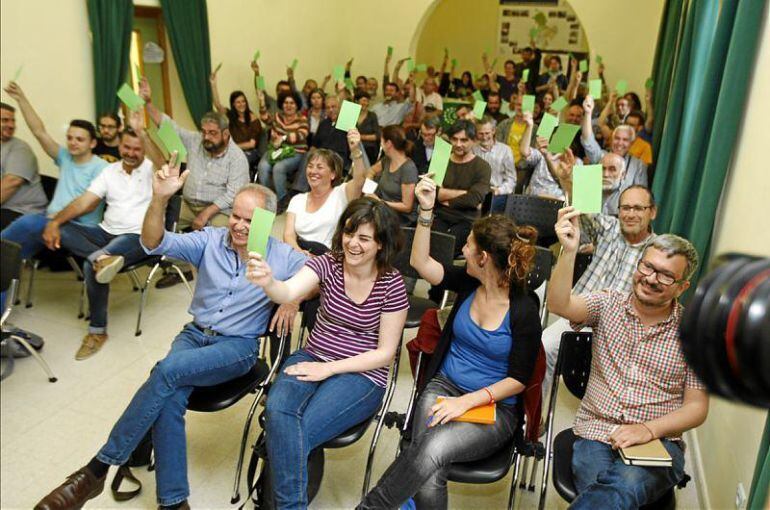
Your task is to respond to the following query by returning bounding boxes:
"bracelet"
[417,214,433,228]
[482,387,495,404]
[351,150,363,160]
[641,422,655,440]
[418,206,434,213]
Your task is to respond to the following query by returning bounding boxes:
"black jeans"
[359,374,518,509]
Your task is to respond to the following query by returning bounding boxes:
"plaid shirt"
[573,290,706,443]
[574,215,652,295]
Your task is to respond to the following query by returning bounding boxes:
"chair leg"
[77,280,87,319]
[528,456,539,491]
[508,452,522,510]
[0,341,15,381]
[66,256,84,280]
[25,259,39,308]
[169,264,193,296]
[135,264,162,336]
[230,386,266,504]
[538,351,563,510]
[519,456,530,488]
[11,335,57,382]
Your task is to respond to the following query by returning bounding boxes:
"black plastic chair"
[393,228,455,329]
[1,239,57,382]
[504,194,563,247]
[77,195,192,336]
[539,332,679,510]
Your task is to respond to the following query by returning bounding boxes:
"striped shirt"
[573,290,706,443]
[265,112,309,153]
[574,214,653,295]
[304,253,409,387]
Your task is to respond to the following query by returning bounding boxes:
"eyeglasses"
[636,260,683,286]
[98,124,118,130]
[619,205,653,213]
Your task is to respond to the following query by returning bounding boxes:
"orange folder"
[436,397,496,424]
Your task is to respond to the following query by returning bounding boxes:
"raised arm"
[142,153,188,250]
[520,111,535,157]
[344,129,367,202]
[127,109,165,168]
[547,206,589,323]
[383,50,391,96]
[138,77,163,127]
[410,176,445,285]
[209,69,226,114]
[3,82,60,159]
[581,95,595,143]
[246,256,319,304]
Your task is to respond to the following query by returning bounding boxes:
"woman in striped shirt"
[246,197,408,509]
[257,91,309,205]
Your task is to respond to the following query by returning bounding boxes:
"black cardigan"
[420,263,543,392]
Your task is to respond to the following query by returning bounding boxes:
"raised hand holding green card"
[428,137,452,186]
[291,58,299,71]
[247,207,276,257]
[332,65,345,82]
[387,46,394,57]
[213,62,223,74]
[472,100,487,119]
[522,95,535,113]
[589,79,602,98]
[616,79,628,96]
[536,113,559,139]
[253,50,260,61]
[157,121,188,163]
[579,60,588,73]
[522,69,530,82]
[551,96,568,113]
[406,58,415,72]
[256,75,266,91]
[547,123,581,154]
[571,164,602,214]
[645,77,654,90]
[335,100,362,132]
[472,90,484,102]
[117,83,145,111]
[12,65,23,82]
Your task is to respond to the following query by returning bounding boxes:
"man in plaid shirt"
[542,185,657,398]
[548,206,709,509]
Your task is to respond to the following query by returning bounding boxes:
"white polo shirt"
[87,159,153,235]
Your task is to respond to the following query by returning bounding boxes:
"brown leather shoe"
[158,501,190,510]
[75,334,108,361]
[34,467,106,509]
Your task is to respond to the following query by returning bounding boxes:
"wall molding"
[686,429,711,510]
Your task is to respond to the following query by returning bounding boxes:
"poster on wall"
[497,3,588,56]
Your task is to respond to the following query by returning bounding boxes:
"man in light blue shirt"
[34,165,307,510]
[1,81,107,259]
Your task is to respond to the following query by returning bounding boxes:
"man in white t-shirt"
[415,77,443,113]
[41,127,154,360]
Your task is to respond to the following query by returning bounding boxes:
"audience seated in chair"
[472,116,516,214]
[284,139,366,256]
[1,81,107,259]
[247,197,408,509]
[367,125,418,225]
[359,179,541,509]
[93,112,122,163]
[547,206,708,509]
[0,101,47,231]
[411,116,441,176]
[41,117,154,360]
[430,119,491,257]
[140,77,250,288]
[34,166,306,510]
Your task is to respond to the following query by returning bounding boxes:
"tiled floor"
[1,220,703,509]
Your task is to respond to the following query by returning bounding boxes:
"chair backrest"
[557,331,593,400]
[165,194,183,232]
[392,228,456,281]
[527,246,553,290]
[573,253,593,283]
[504,194,563,240]
[1,240,22,293]
[40,175,58,202]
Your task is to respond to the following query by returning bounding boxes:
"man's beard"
[203,141,225,153]
[603,179,621,192]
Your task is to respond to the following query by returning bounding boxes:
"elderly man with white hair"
[581,95,648,194]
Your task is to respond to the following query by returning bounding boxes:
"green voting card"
[571,164,602,214]
[335,100,362,132]
[645,77,654,89]
[387,46,394,56]
[415,63,427,72]
[213,62,222,74]
[451,58,458,68]
[589,79,602,98]
[247,207,275,257]
[536,113,559,139]
[406,58,415,72]
[344,77,355,90]
[522,68,530,82]
[146,122,170,160]
[253,50,260,61]
[12,65,23,82]
[472,90,484,102]
[551,96,568,113]
[547,123,581,154]
[529,27,540,39]
[256,75,266,91]
[157,120,188,163]
[332,65,345,82]
[579,60,588,73]
[290,58,298,71]
[472,100,487,119]
[616,79,628,96]
[596,55,603,64]
[428,137,452,186]
[522,95,535,113]
[117,83,145,111]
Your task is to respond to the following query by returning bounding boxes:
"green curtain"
[650,0,766,287]
[748,412,770,509]
[86,0,133,117]
[160,0,212,128]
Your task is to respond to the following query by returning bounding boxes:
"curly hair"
[471,215,538,289]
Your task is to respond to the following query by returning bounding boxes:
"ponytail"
[505,225,538,288]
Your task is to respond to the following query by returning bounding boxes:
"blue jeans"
[570,437,686,509]
[360,374,518,509]
[265,349,385,510]
[58,223,147,333]
[257,152,304,201]
[0,213,49,259]
[96,324,259,506]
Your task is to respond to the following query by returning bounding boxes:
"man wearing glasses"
[548,210,708,509]
[94,113,122,163]
[541,185,657,398]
